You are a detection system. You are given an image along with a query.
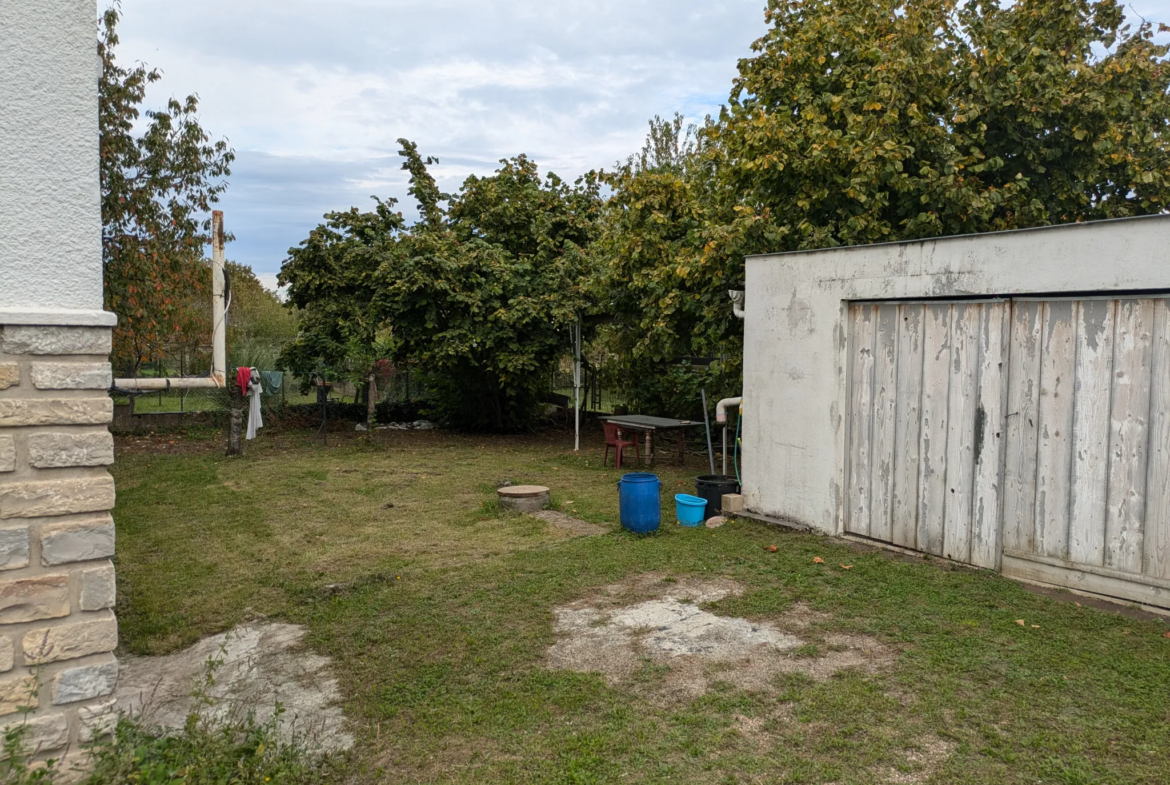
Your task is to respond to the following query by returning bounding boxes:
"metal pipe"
[715,396,742,424]
[716,397,743,476]
[112,211,228,392]
[113,377,222,391]
[211,210,227,386]
[722,425,728,476]
[701,389,715,475]
[729,290,745,320]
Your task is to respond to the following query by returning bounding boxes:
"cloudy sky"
[107,0,1170,291]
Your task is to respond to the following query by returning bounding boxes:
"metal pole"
[211,211,227,387]
[701,389,715,475]
[573,315,581,452]
[722,426,728,476]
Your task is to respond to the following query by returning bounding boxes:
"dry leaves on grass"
[840,564,854,570]
[813,557,825,564]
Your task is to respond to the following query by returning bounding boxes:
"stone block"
[721,493,744,513]
[0,574,70,624]
[0,476,115,520]
[0,528,29,571]
[78,698,117,742]
[27,432,114,468]
[0,675,38,716]
[0,398,113,428]
[0,436,13,473]
[23,616,118,665]
[53,659,118,704]
[0,364,18,391]
[1,327,111,356]
[0,638,13,672]
[30,363,112,391]
[0,713,70,754]
[40,516,115,565]
[78,698,117,743]
[78,564,115,611]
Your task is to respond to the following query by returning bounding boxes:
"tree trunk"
[367,373,377,427]
[226,382,244,456]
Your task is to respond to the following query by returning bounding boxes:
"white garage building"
[741,215,1170,608]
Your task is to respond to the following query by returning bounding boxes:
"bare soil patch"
[545,574,893,701]
[114,622,353,754]
[528,509,609,537]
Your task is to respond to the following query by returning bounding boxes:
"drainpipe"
[113,211,228,391]
[715,397,743,476]
[718,289,747,476]
[729,289,745,320]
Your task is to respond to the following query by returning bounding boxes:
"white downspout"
[113,210,228,391]
[715,397,743,476]
[718,288,746,476]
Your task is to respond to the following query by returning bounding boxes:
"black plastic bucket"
[695,475,739,520]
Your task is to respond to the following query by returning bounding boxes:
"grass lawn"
[111,427,1170,784]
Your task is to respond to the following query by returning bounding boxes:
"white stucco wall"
[742,214,1170,533]
[0,0,113,325]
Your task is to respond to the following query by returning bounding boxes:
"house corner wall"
[0,1,121,774]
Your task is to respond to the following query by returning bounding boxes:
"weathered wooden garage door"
[1000,297,1170,603]
[844,301,1010,569]
[846,296,1170,602]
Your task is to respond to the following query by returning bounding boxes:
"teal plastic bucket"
[675,493,707,527]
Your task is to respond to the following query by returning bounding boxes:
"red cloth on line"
[236,367,251,391]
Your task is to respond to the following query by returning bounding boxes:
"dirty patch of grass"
[113,429,1170,784]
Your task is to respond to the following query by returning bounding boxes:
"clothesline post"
[573,314,581,453]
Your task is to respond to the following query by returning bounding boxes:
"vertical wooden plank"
[1069,299,1116,567]
[1143,299,1170,580]
[891,304,924,548]
[846,305,877,536]
[868,304,899,543]
[917,303,951,556]
[971,302,1009,570]
[942,303,979,563]
[1034,301,1076,559]
[1105,298,1155,575]
[1002,301,1042,555]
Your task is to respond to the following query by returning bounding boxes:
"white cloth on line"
[246,374,264,440]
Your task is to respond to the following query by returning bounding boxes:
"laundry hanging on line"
[246,367,263,440]
[260,370,283,393]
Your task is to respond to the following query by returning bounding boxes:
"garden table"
[602,415,696,466]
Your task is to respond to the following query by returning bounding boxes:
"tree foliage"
[99,6,234,374]
[595,0,1170,398]
[281,142,600,430]
[278,199,403,378]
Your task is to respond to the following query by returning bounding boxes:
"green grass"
[111,429,1170,784]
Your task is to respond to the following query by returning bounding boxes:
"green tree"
[278,199,404,381]
[599,0,1170,405]
[224,262,298,369]
[99,5,234,375]
[375,143,601,431]
[712,0,1170,253]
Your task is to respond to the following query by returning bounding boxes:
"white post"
[573,315,581,452]
[211,210,227,386]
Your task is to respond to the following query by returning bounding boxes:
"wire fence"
[111,362,434,433]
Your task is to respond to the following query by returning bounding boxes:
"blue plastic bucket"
[618,473,661,533]
[675,494,707,527]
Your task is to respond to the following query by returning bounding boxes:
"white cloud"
[104,0,1170,277]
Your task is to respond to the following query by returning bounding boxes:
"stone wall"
[0,323,117,765]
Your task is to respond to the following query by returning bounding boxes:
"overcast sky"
[106,0,1170,291]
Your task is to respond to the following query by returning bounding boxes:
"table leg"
[645,430,653,465]
[679,429,685,466]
